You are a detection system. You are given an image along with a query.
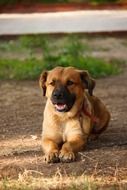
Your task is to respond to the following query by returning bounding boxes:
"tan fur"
[39,67,110,163]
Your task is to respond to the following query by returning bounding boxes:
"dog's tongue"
[55,103,66,111]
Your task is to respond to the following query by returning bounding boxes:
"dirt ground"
[0,66,127,183]
[0,36,127,187]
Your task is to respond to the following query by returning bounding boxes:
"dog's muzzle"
[51,85,76,112]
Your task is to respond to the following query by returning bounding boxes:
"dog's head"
[39,67,95,113]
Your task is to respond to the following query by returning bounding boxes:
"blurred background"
[0,1,127,190]
[0,0,127,80]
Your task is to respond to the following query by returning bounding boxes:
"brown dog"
[39,67,110,163]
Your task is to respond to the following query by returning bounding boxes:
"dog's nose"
[52,90,64,99]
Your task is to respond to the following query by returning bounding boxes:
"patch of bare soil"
[0,66,127,182]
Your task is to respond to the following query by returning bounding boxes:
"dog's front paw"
[43,151,60,163]
[59,150,75,163]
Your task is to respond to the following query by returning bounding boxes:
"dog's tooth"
[55,104,66,111]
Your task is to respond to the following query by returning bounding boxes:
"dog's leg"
[42,138,60,163]
[59,119,85,162]
[59,135,85,163]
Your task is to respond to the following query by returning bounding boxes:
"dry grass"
[0,167,127,190]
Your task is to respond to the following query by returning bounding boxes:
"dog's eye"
[66,80,74,86]
[49,80,56,86]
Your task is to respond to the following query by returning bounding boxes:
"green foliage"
[41,35,120,78]
[19,35,51,58]
[0,35,122,80]
[90,0,119,4]
[0,57,120,80]
[45,56,120,77]
[0,0,68,5]
[0,59,44,80]
[0,40,19,52]
[19,35,47,49]
[0,0,120,5]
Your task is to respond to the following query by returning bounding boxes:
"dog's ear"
[80,70,95,96]
[39,71,48,96]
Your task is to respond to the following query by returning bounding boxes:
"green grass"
[0,35,124,80]
[0,57,121,80]
[43,55,121,77]
[0,59,44,80]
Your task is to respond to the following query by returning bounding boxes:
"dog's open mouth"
[54,103,67,112]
